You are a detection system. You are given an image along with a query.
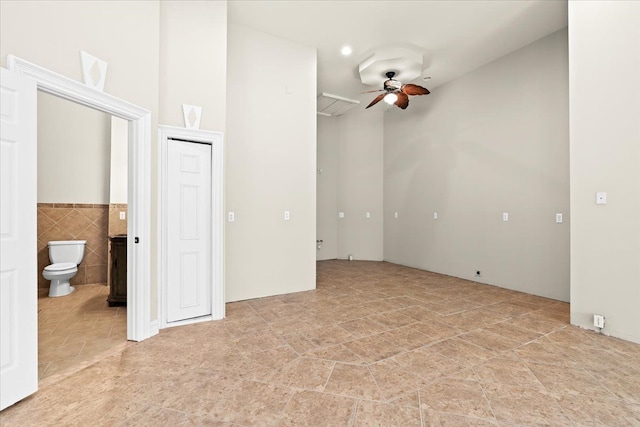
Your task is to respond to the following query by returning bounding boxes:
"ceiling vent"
[317,92,360,117]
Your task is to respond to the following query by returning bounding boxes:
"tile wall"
[108,203,128,237]
[37,203,109,289]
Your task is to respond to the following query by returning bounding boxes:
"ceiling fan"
[365,71,430,110]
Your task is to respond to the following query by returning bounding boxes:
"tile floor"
[2,260,640,426]
[38,284,128,381]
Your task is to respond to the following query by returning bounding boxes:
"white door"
[0,67,38,410]
[167,139,212,323]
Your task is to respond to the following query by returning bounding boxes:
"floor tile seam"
[477,375,576,425]
[416,389,426,427]
[364,363,389,404]
[320,360,338,392]
[419,405,500,424]
[338,396,357,427]
[470,365,552,396]
[272,386,298,426]
[474,380,522,425]
[319,386,388,404]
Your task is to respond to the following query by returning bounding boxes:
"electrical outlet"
[555,213,563,223]
[502,212,509,221]
[366,212,371,219]
[119,211,126,220]
[433,212,438,220]
[594,314,605,328]
[228,211,235,222]
[394,212,398,219]
[284,211,290,221]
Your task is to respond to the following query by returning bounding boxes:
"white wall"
[0,1,160,112]
[384,29,570,302]
[337,112,384,261]
[36,92,111,204]
[109,117,128,204]
[316,112,385,261]
[159,1,227,132]
[316,116,339,260]
[569,2,640,343]
[226,24,316,302]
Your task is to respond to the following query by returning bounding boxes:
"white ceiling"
[228,0,568,109]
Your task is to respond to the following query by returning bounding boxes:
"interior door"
[167,139,212,323]
[0,67,38,410]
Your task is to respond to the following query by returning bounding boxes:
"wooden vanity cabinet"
[108,235,127,306]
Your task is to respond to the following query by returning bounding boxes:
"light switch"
[228,211,235,222]
[503,212,509,221]
[366,212,371,219]
[596,192,607,205]
[394,212,398,219]
[338,212,344,218]
[555,213,563,223]
[284,211,290,221]
[433,212,438,220]
[119,211,126,220]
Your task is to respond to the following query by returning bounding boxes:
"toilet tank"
[48,240,87,264]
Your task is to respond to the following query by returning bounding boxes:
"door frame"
[7,55,154,342]
[158,125,224,329]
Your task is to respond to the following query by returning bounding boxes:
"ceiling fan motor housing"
[384,78,402,92]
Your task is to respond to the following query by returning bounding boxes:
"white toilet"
[42,240,86,297]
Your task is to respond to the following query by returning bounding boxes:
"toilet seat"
[44,262,77,273]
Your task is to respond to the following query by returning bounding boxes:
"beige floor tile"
[393,346,465,382]
[379,325,435,350]
[305,343,365,364]
[267,356,335,391]
[353,400,422,426]
[427,338,495,366]
[4,260,640,426]
[203,380,294,425]
[482,383,572,425]
[338,317,389,338]
[342,333,405,363]
[555,394,640,426]
[324,362,385,400]
[472,354,545,391]
[459,329,521,352]
[528,361,619,399]
[420,378,495,420]
[277,390,357,426]
[369,359,429,401]
[422,409,498,426]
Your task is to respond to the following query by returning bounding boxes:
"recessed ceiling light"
[341,46,352,56]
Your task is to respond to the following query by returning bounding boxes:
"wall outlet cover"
[594,314,605,328]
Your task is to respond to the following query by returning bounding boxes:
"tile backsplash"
[108,204,128,237]
[37,203,109,289]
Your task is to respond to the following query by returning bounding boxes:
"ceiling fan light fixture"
[383,93,398,105]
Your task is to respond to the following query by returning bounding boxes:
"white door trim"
[7,55,154,342]
[158,125,224,329]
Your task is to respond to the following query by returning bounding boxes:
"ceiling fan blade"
[361,89,385,94]
[366,93,385,109]
[395,92,409,109]
[401,84,430,96]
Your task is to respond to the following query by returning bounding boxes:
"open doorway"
[7,55,153,344]
[36,92,130,381]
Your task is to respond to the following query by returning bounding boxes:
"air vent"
[317,92,360,117]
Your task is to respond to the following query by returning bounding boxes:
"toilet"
[42,240,86,297]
